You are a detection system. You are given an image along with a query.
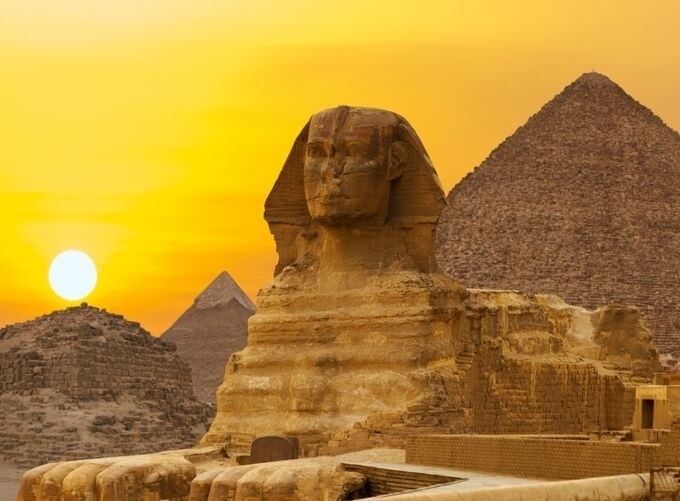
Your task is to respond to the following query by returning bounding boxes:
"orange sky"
[1,1,679,334]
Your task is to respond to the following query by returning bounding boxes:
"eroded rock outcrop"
[0,304,212,468]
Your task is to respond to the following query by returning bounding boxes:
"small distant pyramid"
[194,271,256,311]
[162,272,255,403]
[436,72,680,365]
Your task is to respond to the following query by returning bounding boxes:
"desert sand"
[0,460,23,499]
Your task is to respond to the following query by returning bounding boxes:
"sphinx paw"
[17,454,196,501]
[189,459,365,501]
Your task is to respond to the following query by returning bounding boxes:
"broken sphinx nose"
[321,160,344,181]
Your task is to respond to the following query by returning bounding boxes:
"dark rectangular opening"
[642,399,655,429]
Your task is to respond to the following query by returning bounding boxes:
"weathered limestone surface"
[17,453,198,501]
[188,456,365,501]
[0,304,211,468]
[205,106,658,453]
[204,286,657,457]
[387,474,651,501]
[17,106,661,500]
[436,72,680,367]
[162,272,255,403]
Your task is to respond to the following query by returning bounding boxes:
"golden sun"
[49,250,97,301]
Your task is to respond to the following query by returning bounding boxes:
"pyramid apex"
[477,70,678,159]
[573,71,615,84]
[559,71,629,98]
[194,271,256,311]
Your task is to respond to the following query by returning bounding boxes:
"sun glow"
[48,250,98,301]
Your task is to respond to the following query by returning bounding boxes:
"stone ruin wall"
[656,428,680,466]
[0,390,208,468]
[317,364,635,458]
[406,435,658,480]
[466,359,634,434]
[406,432,680,480]
[414,370,623,451]
[305,290,648,457]
[0,324,194,402]
[0,306,211,467]
[459,292,642,433]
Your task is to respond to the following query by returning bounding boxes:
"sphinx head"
[265,106,445,275]
[303,107,407,224]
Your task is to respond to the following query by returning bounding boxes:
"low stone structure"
[405,434,674,480]
[162,271,255,403]
[631,373,680,443]
[0,304,211,468]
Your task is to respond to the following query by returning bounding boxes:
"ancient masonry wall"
[0,324,194,401]
[317,361,635,458]
[0,306,211,468]
[459,293,641,435]
[469,359,635,433]
[406,434,680,480]
[656,431,680,467]
[319,340,638,458]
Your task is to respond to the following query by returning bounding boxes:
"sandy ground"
[0,460,24,500]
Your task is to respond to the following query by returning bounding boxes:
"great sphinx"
[18,106,658,500]
[201,105,470,452]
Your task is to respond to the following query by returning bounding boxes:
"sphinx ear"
[388,141,408,180]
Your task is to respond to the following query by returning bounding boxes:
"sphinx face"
[303,108,396,225]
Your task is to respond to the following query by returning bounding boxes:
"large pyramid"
[162,272,255,403]
[436,72,680,365]
[0,304,211,468]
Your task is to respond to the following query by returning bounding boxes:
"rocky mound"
[162,272,255,403]
[436,72,680,366]
[0,304,212,468]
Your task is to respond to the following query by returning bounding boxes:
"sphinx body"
[204,106,657,455]
[18,107,659,501]
[202,106,470,452]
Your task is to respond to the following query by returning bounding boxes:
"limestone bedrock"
[18,106,659,501]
